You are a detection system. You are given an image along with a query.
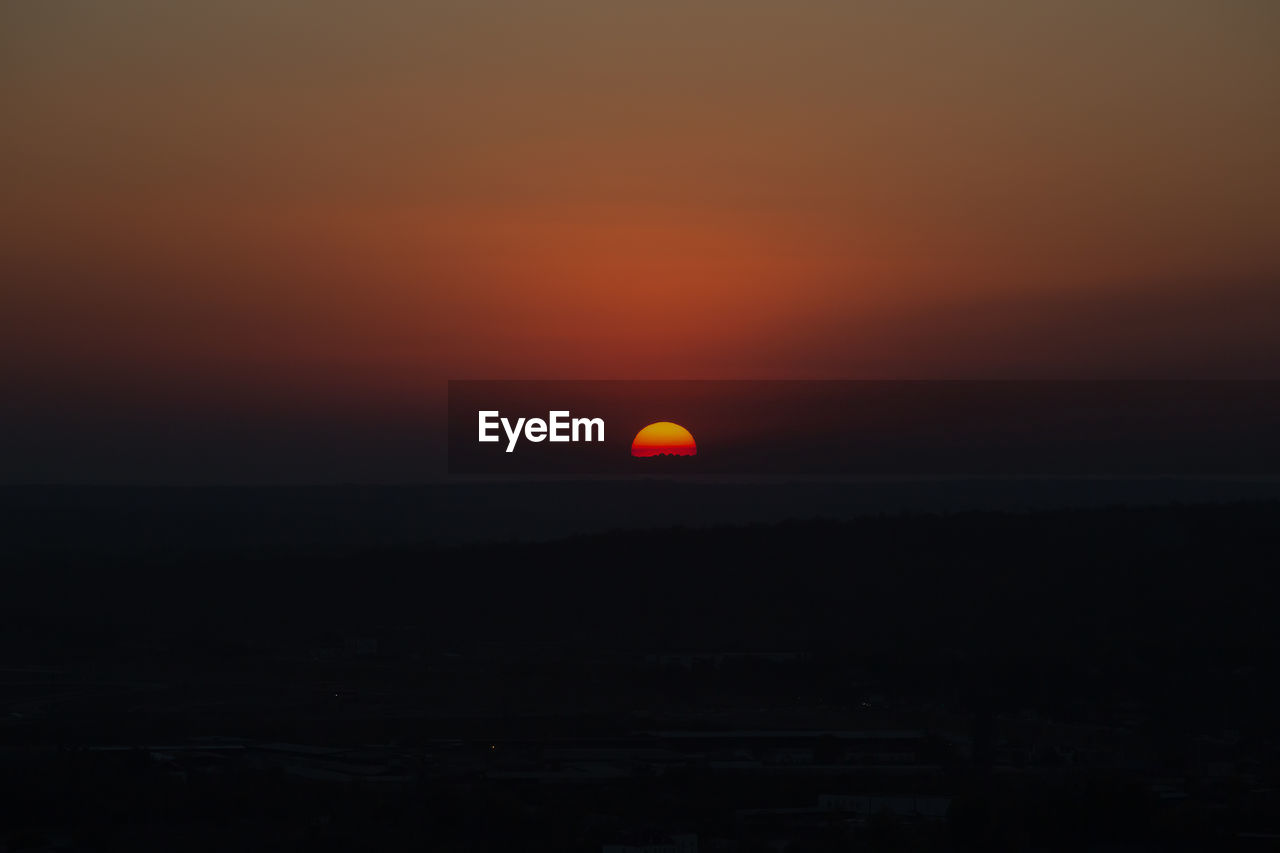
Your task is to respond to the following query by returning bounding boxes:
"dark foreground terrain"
[3,486,1280,850]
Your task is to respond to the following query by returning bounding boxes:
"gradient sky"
[3,1,1279,480]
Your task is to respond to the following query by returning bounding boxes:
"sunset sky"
[4,1,1279,481]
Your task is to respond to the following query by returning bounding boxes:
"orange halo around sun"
[631,421,697,457]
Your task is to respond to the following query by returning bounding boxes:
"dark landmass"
[2,487,1280,850]
[6,477,1280,547]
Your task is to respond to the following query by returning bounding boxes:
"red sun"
[631,421,697,457]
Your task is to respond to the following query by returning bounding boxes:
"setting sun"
[631,422,697,458]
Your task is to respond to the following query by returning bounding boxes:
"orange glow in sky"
[2,1,1280,481]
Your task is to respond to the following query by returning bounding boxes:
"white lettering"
[502,417,526,453]
[480,411,605,452]
[478,411,500,443]
[549,411,570,442]
[572,417,604,442]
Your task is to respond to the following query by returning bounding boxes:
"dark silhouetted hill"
[4,493,1279,665]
